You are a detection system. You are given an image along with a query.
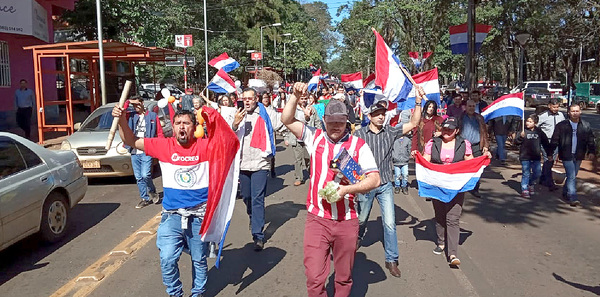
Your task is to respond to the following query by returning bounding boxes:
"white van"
[512,81,563,98]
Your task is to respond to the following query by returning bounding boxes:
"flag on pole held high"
[373,28,413,103]
[307,68,321,92]
[341,72,363,91]
[480,92,524,122]
[397,68,441,110]
[207,69,237,94]
[198,107,240,268]
[449,23,492,55]
[415,152,490,203]
[208,52,240,72]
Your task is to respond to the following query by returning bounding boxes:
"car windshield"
[79,108,114,131]
[549,83,562,89]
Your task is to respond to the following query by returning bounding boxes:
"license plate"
[82,160,100,169]
[540,96,547,99]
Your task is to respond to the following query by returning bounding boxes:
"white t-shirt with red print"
[144,137,209,210]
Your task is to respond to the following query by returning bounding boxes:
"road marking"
[50,212,162,297]
[404,192,481,297]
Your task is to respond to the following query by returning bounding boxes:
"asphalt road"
[1,138,600,297]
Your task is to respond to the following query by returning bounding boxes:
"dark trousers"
[540,147,558,187]
[432,193,465,257]
[16,107,32,139]
[240,170,268,242]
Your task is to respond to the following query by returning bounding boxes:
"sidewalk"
[491,143,600,200]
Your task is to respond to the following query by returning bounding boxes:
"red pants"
[303,213,358,297]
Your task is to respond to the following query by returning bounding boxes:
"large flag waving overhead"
[363,73,376,89]
[341,72,363,91]
[199,106,240,268]
[373,28,413,103]
[397,68,441,110]
[449,23,492,55]
[481,92,524,122]
[208,52,240,72]
[415,152,490,203]
[207,69,237,94]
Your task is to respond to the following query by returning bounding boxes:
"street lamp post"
[515,33,531,89]
[283,39,298,83]
[578,43,596,83]
[276,33,292,59]
[260,23,281,67]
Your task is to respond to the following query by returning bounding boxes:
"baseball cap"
[324,100,348,123]
[442,117,458,129]
[368,101,388,114]
[185,88,193,93]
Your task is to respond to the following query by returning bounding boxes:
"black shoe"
[136,200,152,209]
[549,184,559,191]
[254,239,264,251]
[570,200,581,207]
[471,190,481,198]
[425,198,432,201]
[433,246,444,255]
[394,187,400,194]
[402,187,408,195]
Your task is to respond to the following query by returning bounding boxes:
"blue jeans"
[495,135,507,161]
[240,170,268,241]
[357,182,399,262]
[393,165,408,188]
[521,160,541,191]
[540,147,558,186]
[156,213,208,297]
[562,160,582,201]
[131,153,156,200]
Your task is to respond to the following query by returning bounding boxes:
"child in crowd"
[515,114,551,198]
[392,110,413,195]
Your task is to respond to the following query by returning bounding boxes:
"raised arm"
[112,104,144,151]
[401,85,425,134]
[281,82,307,140]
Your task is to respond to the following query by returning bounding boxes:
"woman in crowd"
[412,101,444,155]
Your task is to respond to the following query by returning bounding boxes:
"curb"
[491,144,600,200]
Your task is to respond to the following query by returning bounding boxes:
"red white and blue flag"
[373,28,413,103]
[208,52,240,73]
[398,68,441,110]
[247,102,276,157]
[363,73,376,90]
[341,72,363,91]
[198,107,240,268]
[481,92,524,122]
[415,152,490,203]
[207,69,237,94]
[449,23,492,55]
[308,68,321,93]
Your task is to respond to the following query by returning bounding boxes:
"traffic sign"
[245,66,263,72]
[165,56,196,67]
[251,52,262,61]
[175,35,193,47]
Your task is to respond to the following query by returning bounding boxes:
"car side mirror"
[74,122,81,131]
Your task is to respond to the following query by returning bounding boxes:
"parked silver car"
[0,133,87,251]
[61,100,167,177]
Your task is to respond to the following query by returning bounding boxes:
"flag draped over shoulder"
[199,106,240,268]
[249,102,276,157]
[415,152,490,203]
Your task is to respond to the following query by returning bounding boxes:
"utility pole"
[466,0,475,94]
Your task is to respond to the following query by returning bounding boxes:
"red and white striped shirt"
[302,126,378,221]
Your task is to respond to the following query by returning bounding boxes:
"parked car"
[60,100,166,178]
[486,86,511,100]
[511,81,563,98]
[524,87,552,107]
[140,83,183,98]
[573,82,600,110]
[0,133,87,251]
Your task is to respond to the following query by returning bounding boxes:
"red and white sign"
[251,52,263,61]
[175,35,193,47]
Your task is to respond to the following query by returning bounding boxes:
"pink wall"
[0,0,65,113]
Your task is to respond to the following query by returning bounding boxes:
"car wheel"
[40,192,70,243]
[578,101,587,110]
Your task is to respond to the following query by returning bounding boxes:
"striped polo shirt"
[354,125,404,185]
[302,126,378,221]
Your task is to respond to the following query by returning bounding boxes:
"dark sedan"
[524,87,552,107]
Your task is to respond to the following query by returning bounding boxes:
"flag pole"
[521,91,525,133]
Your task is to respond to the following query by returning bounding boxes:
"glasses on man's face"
[241,97,255,101]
